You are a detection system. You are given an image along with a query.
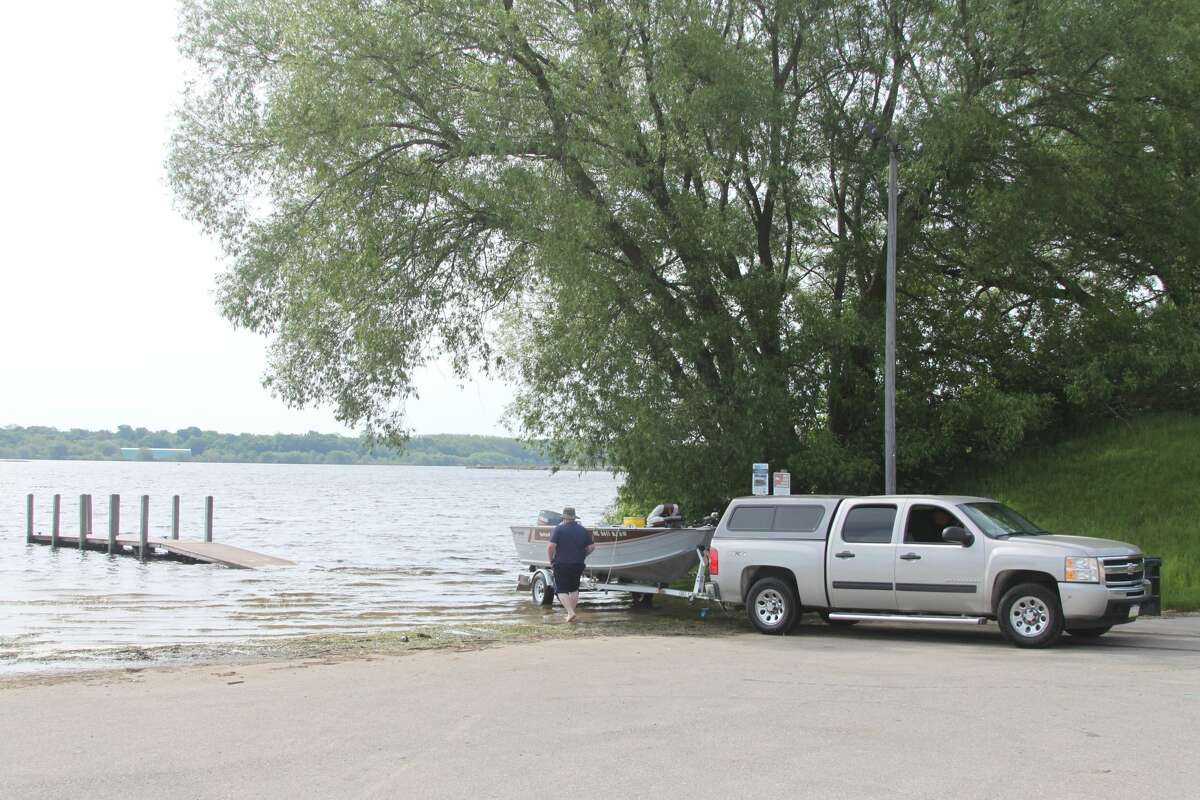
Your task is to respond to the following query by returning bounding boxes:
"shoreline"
[6,606,1198,687]
[0,607,746,688]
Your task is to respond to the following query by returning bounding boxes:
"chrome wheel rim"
[533,577,547,603]
[1010,595,1050,638]
[754,589,787,628]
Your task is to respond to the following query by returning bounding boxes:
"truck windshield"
[958,502,1047,538]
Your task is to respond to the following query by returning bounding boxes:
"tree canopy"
[171,0,1200,513]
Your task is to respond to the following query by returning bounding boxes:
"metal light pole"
[866,123,898,495]
[884,139,897,495]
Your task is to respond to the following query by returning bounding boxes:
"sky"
[0,2,515,437]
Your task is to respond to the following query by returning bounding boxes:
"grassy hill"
[952,413,1200,610]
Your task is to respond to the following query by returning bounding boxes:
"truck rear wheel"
[531,571,555,607]
[998,583,1064,648]
[746,577,797,635]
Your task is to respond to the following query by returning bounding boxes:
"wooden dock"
[26,533,294,568]
[24,493,294,569]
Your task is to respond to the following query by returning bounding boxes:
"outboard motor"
[537,509,563,526]
[647,503,683,528]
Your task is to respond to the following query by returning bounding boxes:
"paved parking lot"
[3,615,1197,799]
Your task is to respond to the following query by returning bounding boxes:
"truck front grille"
[1102,556,1145,590]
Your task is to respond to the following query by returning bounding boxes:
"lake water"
[0,460,621,671]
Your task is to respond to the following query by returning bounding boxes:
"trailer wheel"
[746,577,797,635]
[531,571,555,607]
[998,583,1063,648]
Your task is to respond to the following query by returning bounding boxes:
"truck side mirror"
[941,526,974,547]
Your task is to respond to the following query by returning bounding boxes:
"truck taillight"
[708,547,719,576]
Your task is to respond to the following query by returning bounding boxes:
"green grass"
[952,413,1200,610]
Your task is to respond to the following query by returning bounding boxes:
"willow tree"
[172,0,1200,512]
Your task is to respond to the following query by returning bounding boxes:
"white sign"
[752,463,769,496]
[773,471,791,496]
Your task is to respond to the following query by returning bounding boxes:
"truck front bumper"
[1058,581,1150,627]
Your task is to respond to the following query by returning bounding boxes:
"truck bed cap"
[730,493,994,504]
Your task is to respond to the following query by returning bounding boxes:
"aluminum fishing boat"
[510,523,715,584]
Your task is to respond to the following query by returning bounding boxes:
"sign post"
[773,471,791,496]
[752,463,770,496]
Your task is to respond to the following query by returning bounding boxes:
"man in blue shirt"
[548,506,594,623]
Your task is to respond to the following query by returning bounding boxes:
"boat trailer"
[517,546,722,608]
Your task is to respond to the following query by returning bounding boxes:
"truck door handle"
[899,553,922,561]
[834,551,855,559]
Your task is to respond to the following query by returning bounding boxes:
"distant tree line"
[0,425,552,468]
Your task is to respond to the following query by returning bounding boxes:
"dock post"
[139,495,149,562]
[26,494,34,544]
[51,494,61,548]
[108,495,120,555]
[204,496,214,543]
[79,494,88,551]
[172,495,180,540]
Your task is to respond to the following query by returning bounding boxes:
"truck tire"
[746,577,797,635]
[531,571,555,607]
[998,583,1064,648]
[1068,626,1111,639]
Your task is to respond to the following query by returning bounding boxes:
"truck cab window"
[904,505,966,545]
[840,506,896,543]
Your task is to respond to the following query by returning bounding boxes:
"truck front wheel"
[746,577,797,635]
[998,583,1064,648]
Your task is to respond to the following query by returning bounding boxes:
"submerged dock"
[23,493,294,569]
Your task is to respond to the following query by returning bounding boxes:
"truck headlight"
[1064,556,1100,583]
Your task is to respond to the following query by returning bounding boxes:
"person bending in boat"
[547,506,594,623]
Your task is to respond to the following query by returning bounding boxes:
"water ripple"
[0,462,620,668]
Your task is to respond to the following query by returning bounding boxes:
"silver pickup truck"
[709,494,1151,647]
